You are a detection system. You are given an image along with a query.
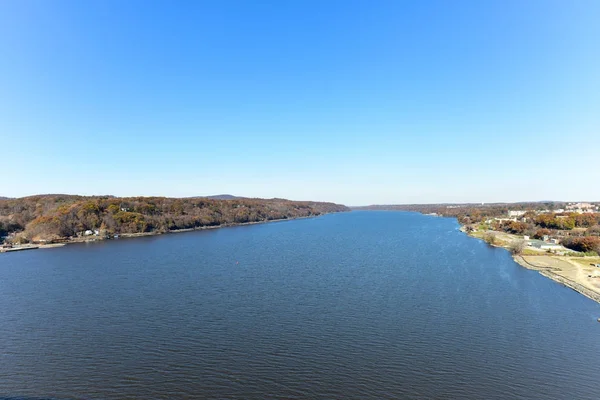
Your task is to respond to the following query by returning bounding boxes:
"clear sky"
[1,0,599,205]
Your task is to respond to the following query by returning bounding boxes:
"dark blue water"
[1,211,599,399]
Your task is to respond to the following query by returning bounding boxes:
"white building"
[567,202,594,210]
[533,242,561,250]
[493,218,518,223]
[508,210,527,217]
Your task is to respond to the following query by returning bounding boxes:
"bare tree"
[510,239,527,255]
[483,232,497,245]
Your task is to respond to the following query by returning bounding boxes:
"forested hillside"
[0,195,348,243]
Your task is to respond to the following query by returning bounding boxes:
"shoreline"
[4,210,600,307]
[513,255,600,304]
[458,225,600,305]
[120,213,323,238]
[1,213,336,253]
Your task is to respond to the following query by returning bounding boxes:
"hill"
[200,194,245,200]
[0,195,348,243]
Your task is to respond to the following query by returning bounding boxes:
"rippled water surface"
[1,211,599,399]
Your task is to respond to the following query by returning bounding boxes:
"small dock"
[0,245,39,253]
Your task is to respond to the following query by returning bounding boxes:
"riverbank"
[459,226,600,304]
[0,213,335,253]
[513,255,600,304]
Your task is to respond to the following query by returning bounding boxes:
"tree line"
[0,195,349,243]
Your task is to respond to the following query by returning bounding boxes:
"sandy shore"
[513,255,600,304]
[464,229,600,305]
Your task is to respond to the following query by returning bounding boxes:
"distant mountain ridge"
[200,194,245,200]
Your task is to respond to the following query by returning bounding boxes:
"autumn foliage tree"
[574,213,599,228]
[0,195,349,242]
[533,228,552,239]
[561,237,600,253]
[535,214,576,230]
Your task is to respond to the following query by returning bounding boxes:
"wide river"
[1,211,599,399]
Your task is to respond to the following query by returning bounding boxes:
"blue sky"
[1,0,599,205]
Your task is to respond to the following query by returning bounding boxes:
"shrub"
[561,236,600,253]
[507,222,530,235]
[510,240,527,255]
[483,232,498,245]
[565,251,599,257]
[586,225,600,236]
[533,228,552,239]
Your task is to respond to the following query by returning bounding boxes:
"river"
[1,211,599,399]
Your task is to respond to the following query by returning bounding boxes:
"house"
[523,235,530,240]
[567,202,594,210]
[493,217,518,223]
[549,238,560,244]
[571,207,596,214]
[84,230,94,236]
[542,235,549,242]
[532,241,561,250]
[566,203,598,213]
[508,210,527,217]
